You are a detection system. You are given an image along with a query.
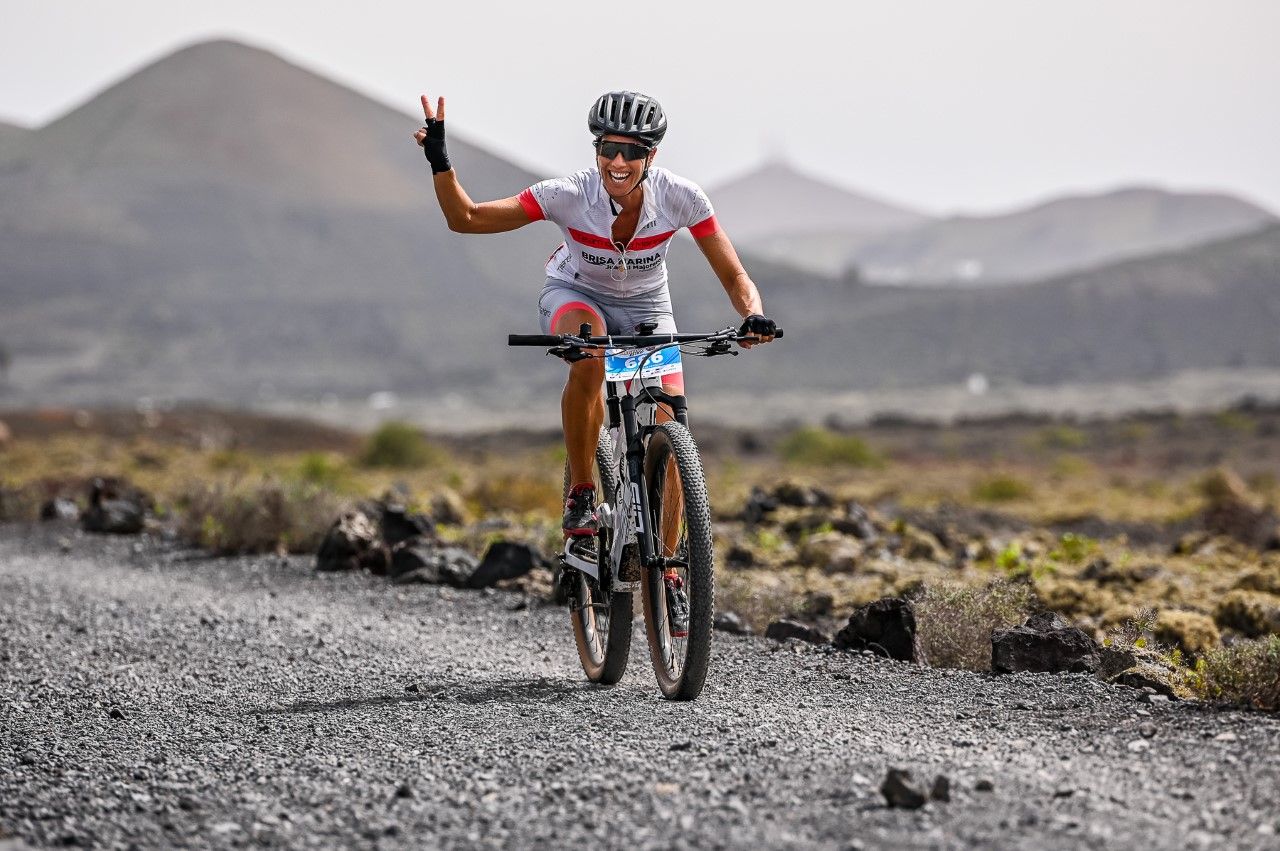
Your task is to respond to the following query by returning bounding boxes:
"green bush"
[913,580,1034,670]
[360,421,439,469]
[972,473,1032,502]
[296,452,353,489]
[1037,425,1087,450]
[1189,635,1280,711]
[778,427,881,467]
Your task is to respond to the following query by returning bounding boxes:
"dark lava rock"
[713,611,754,635]
[833,501,878,540]
[395,783,414,799]
[740,486,779,524]
[467,541,547,589]
[40,497,80,522]
[390,543,476,587]
[834,597,924,663]
[773,481,834,509]
[881,768,928,809]
[108,707,126,720]
[764,619,830,645]
[1081,557,1161,586]
[81,478,145,535]
[991,611,1099,674]
[725,544,755,567]
[379,502,435,548]
[315,511,389,573]
[930,775,951,802]
[975,778,994,792]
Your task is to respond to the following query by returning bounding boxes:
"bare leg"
[555,308,606,488]
[656,372,686,561]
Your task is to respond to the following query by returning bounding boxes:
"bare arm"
[413,95,534,234]
[695,229,764,317]
[695,228,775,347]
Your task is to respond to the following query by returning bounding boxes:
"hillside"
[2,39,1279,416]
[852,186,1275,284]
[709,160,931,275]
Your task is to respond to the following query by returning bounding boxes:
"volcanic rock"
[714,611,754,635]
[467,541,547,589]
[40,497,80,522]
[378,502,435,548]
[315,510,387,573]
[1214,590,1280,638]
[880,768,928,809]
[772,481,833,508]
[764,619,830,645]
[81,478,145,535]
[390,543,475,587]
[834,597,924,663]
[740,486,779,524]
[991,611,1099,674]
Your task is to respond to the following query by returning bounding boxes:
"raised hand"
[412,94,452,174]
[412,95,446,147]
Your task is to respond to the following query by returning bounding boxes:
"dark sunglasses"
[595,140,651,161]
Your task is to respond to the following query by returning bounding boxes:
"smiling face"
[596,134,655,198]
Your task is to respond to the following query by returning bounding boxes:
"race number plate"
[604,346,682,383]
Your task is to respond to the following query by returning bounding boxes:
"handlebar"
[507,328,783,348]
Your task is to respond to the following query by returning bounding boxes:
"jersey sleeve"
[517,174,582,225]
[674,177,719,238]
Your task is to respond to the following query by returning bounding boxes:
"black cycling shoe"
[664,573,690,638]
[563,483,598,537]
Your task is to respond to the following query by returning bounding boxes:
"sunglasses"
[595,140,652,161]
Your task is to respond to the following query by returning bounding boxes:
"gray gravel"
[2,525,1279,850]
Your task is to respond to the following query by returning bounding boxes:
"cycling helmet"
[588,91,667,147]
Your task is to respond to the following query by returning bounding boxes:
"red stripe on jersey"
[518,188,545,222]
[689,215,719,238]
[627,230,676,251]
[567,227,617,251]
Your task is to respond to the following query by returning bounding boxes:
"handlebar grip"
[508,334,564,347]
[774,328,784,339]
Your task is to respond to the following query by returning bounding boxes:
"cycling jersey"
[518,167,720,299]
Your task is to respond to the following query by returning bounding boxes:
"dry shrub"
[359,421,440,469]
[1152,610,1220,659]
[913,580,1034,671]
[177,478,345,554]
[468,472,559,516]
[1215,590,1280,638]
[778,427,882,467]
[971,473,1033,502]
[1190,635,1280,711]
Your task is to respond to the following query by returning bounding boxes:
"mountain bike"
[508,322,781,700]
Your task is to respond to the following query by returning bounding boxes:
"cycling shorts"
[537,280,684,390]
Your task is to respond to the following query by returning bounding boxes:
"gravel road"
[2,525,1278,850]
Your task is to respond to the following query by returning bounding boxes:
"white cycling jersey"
[518,167,719,299]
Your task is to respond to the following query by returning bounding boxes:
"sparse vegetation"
[912,580,1034,670]
[1188,635,1280,711]
[778,427,881,467]
[359,421,439,469]
[177,478,345,554]
[972,473,1033,502]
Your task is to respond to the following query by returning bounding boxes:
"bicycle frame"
[598,375,689,590]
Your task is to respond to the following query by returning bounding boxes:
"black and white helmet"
[588,91,667,147]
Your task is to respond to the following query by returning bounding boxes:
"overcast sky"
[3,0,1278,215]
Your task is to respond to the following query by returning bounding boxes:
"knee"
[567,357,604,387]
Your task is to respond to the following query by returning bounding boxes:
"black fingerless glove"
[420,118,451,174]
[739,314,776,337]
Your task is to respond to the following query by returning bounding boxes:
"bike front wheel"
[565,427,633,685]
[641,421,714,700]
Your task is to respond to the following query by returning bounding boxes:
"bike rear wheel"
[565,428,633,684]
[641,421,714,700]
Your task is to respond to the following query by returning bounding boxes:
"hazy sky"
[3,0,1278,215]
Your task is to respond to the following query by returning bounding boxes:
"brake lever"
[548,345,592,363]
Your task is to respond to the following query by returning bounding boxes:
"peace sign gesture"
[413,94,452,174]
[412,95,446,147]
